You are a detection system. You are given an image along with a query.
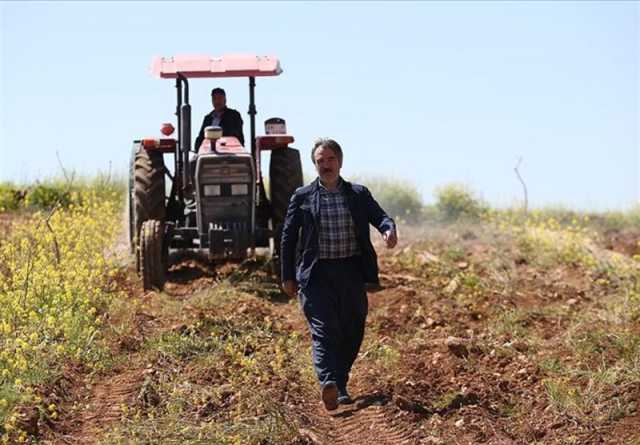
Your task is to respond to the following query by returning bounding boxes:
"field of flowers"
[0,180,124,444]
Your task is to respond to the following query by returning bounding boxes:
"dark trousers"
[298,256,368,390]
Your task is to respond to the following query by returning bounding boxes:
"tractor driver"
[194,87,245,149]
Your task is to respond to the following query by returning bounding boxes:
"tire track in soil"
[50,256,220,444]
[308,390,415,445]
[50,340,149,444]
[60,368,146,444]
[296,383,415,445]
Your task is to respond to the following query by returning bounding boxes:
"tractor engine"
[194,135,255,259]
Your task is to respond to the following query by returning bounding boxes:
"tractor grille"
[208,220,248,232]
[198,156,253,184]
[200,197,251,229]
[195,154,255,236]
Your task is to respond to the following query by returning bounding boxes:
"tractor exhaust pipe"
[249,76,256,159]
[180,103,191,192]
[177,74,192,194]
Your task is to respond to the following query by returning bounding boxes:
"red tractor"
[127,54,303,289]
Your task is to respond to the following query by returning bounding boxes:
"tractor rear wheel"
[139,219,166,290]
[130,145,166,266]
[269,148,303,258]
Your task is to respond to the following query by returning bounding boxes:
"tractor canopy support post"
[180,103,191,191]
[248,76,259,205]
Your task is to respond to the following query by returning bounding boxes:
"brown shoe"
[321,382,339,411]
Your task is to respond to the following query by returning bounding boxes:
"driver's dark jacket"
[281,178,395,289]
[194,107,244,149]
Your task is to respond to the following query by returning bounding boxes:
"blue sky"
[1,1,638,210]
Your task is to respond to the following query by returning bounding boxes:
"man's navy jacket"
[194,107,245,149]
[280,178,396,288]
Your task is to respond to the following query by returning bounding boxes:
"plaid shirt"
[318,180,360,259]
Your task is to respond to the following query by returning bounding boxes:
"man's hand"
[383,229,398,249]
[282,280,298,298]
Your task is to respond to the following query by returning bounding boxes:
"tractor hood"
[151,54,282,79]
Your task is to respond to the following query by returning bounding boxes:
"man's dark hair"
[211,87,226,96]
[311,138,343,164]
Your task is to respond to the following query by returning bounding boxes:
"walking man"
[280,138,398,410]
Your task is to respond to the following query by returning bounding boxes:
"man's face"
[212,93,226,111]
[313,146,342,185]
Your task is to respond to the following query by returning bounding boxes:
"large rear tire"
[269,148,303,258]
[139,220,166,290]
[129,145,166,265]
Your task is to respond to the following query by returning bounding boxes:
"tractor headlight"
[203,184,221,196]
[231,184,248,195]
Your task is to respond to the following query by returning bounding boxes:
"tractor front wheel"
[139,219,167,290]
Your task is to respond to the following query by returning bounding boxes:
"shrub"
[434,183,486,220]
[3,172,126,212]
[352,176,424,223]
[23,183,72,209]
[0,184,21,212]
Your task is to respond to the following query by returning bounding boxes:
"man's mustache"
[321,169,333,174]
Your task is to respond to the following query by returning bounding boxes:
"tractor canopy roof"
[151,54,282,79]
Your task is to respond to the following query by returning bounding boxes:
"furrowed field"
[0,178,638,444]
